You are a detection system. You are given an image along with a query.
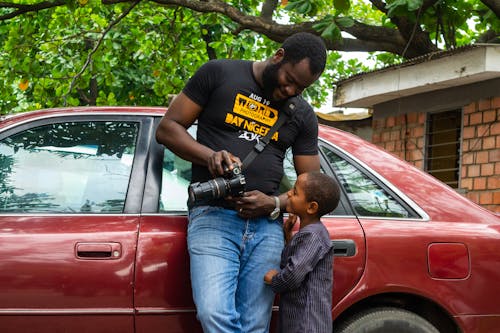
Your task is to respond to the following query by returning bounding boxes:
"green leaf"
[321,22,341,41]
[335,16,354,28]
[334,0,351,13]
[407,0,422,11]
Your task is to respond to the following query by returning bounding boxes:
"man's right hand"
[207,150,241,177]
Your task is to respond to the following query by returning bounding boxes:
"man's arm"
[293,154,320,174]
[155,92,238,176]
[277,153,320,209]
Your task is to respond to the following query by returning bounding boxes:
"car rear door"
[0,114,153,333]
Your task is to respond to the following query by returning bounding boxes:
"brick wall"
[461,97,500,213]
[372,112,426,169]
[372,97,500,213]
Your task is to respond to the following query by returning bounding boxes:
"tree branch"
[2,0,492,59]
[0,0,65,20]
[260,0,278,20]
[62,0,142,106]
[480,0,500,18]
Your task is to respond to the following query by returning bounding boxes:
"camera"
[188,163,246,203]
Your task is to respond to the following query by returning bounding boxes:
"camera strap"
[241,97,296,170]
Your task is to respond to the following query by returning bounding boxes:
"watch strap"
[269,196,281,219]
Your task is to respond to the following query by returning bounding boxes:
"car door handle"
[331,239,356,257]
[75,242,122,260]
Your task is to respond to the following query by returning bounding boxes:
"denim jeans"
[187,205,284,333]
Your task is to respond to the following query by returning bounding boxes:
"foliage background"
[0,0,498,115]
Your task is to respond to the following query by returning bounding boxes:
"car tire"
[334,307,440,333]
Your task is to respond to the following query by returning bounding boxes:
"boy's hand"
[284,214,298,244]
[264,269,279,284]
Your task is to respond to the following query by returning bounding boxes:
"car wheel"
[334,307,439,333]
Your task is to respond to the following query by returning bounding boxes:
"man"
[155,32,327,333]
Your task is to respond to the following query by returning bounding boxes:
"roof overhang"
[334,44,500,108]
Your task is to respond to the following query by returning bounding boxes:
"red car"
[0,107,499,333]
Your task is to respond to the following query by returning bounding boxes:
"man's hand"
[231,190,275,219]
[207,150,241,177]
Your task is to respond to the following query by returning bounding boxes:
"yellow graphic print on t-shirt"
[224,93,280,141]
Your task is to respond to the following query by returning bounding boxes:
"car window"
[279,148,296,194]
[0,121,139,213]
[160,148,299,213]
[159,149,192,212]
[158,126,196,212]
[279,148,349,216]
[320,145,415,218]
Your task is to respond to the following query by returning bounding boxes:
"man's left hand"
[230,190,275,219]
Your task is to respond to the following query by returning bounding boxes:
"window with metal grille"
[425,110,461,188]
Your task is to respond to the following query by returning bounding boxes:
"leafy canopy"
[0,0,498,114]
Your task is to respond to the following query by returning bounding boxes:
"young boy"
[264,171,340,333]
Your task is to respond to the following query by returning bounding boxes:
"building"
[333,44,500,213]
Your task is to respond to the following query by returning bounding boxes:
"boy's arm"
[269,233,325,293]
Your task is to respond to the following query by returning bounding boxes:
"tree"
[0,0,498,114]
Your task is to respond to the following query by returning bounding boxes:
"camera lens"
[188,174,246,203]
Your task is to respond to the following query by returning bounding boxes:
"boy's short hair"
[281,32,327,76]
[302,171,340,217]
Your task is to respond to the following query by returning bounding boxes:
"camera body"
[188,163,246,204]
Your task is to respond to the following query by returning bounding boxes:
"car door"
[134,124,201,333]
[0,114,152,333]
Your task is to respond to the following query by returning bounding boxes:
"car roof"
[0,106,167,130]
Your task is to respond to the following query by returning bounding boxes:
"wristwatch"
[269,196,281,220]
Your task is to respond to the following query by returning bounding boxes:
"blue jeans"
[187,205,284,333]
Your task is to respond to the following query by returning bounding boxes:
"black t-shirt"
[184,59,318,201]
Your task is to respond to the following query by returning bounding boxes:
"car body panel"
[335,219,500,314]
[0,214,138,332]
[323,217,366,305]
[134,215,202,332]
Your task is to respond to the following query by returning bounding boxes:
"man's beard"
[261,62,281,100]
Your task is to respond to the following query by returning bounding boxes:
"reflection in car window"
[321,145,412,218]
[0,121,138,213]
[159,149,192,212]
[279,148,296,194]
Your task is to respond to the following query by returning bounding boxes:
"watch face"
[270,208,280,220]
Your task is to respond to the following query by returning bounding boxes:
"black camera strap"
[241,97,296,171]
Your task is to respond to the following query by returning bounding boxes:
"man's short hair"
[281,32,327,75]
[303,171,340,217]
